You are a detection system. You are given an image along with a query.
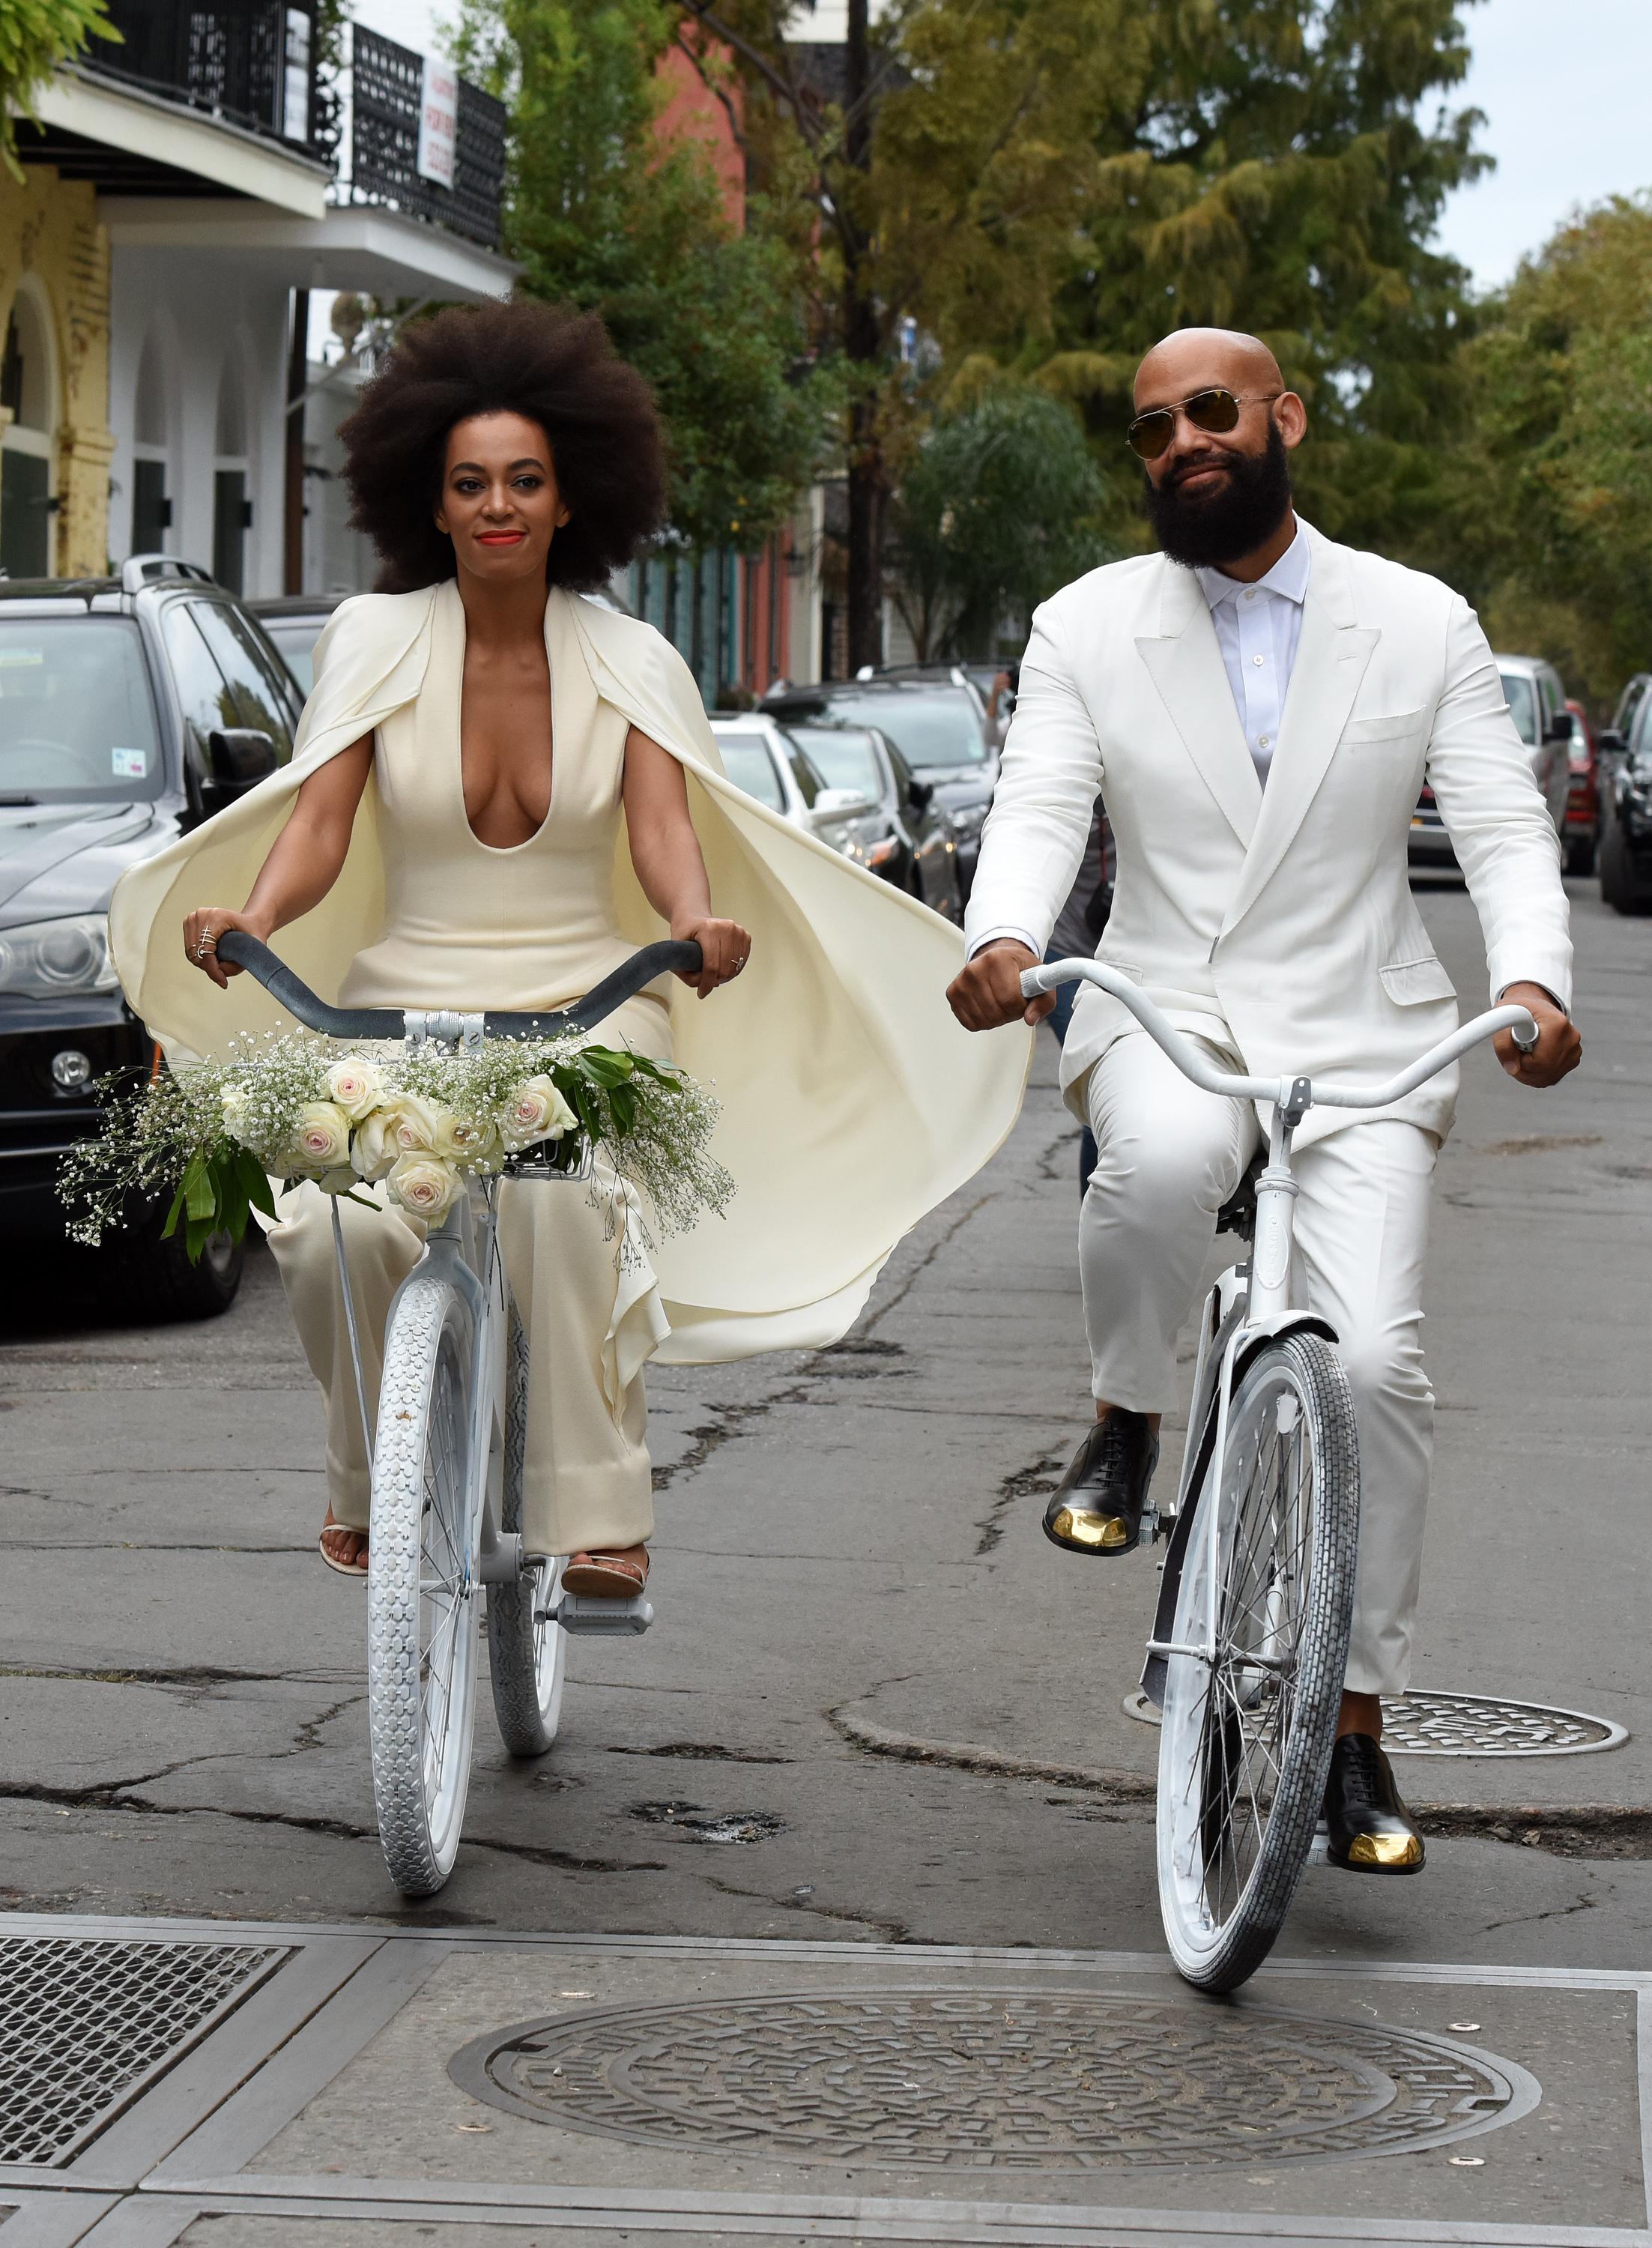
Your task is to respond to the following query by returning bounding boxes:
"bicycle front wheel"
[488,1296,567,1756]
[367,1275,482,1896]
[1158,1331,1358,1992]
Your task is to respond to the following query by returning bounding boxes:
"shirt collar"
[1195,520,1310,611]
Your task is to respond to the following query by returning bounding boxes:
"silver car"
[1409,650,1571,867]
[709,716,865,835]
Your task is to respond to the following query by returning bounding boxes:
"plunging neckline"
[454,597,558,856]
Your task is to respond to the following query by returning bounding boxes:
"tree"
[1432,197,1652,704]
[888,388,1117,659]
[456,0,829,555]
[0,0,117,179]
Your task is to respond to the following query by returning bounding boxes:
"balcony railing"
[92,0,323,153]
[331,27,506,253]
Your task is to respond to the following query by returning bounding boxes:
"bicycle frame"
[1020,958,1539,1679]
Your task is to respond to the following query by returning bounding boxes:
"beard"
[1143,422,1293,569]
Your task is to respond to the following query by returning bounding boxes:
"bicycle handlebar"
[1020,958,1540,1114]
[214,931,705,1041]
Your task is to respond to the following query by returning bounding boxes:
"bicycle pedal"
[1307,1819,1330,1868]
[544,1592,654,1636]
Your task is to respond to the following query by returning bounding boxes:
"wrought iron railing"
[90,1,322,152]
[334,27,505,253]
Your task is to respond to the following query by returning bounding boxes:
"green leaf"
[160,1176,188,1242]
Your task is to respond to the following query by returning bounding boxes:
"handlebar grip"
[214,931,405,1039]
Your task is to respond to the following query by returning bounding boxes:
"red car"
[1563,698,1599,876]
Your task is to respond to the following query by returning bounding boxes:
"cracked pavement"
[2,881,1652,1977]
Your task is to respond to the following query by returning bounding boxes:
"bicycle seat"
[1216,1154,1263,1241]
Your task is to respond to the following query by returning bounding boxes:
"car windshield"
[0,617,164,803]
[786,724,882,801]
[712,734,784,812]
[261,617,325,696]
[1500,672,1539,746]
[823,689,987,769]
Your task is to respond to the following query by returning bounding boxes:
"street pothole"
[628,1801,787,1845]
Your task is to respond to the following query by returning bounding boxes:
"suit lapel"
[1134,563,1261,847]
[1217,531,1379,941]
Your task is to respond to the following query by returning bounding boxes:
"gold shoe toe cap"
[1346,1831,1425,1870]
[1050,1505,1131,1553]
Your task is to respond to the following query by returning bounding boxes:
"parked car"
[0,555,304,1315]
[1600,683,1652,913]
[761,676,996,898]
[709,714,829,831]
[246,593,348,698]
[1409,651,1572,868]
[781,713,963,922]
[1561,698,1599,876]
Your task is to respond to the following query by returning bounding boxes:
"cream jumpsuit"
[267,592,671,1557]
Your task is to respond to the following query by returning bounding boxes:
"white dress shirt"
[1195,521,1310,788]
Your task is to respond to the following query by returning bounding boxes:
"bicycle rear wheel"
[488,1296,567,1756]
[1158,1331,1358,1992]
[367,1275,482,1896]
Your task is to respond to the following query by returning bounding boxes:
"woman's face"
[434,411,569,584]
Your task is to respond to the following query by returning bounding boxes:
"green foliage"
[889,388,1119,658]
[0,0,118,179]
[163,1144,275,1266]
[456,0,829,551]
[1431,198,1652,705]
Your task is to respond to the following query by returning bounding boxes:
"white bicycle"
[1022,958,1538,1992]
[220,931,701,1897]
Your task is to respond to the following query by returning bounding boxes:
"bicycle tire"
[367,1275,482,1896]
[488,1296,567,1756]
[1157,1331,1358,1992]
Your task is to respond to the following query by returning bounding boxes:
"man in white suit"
[949,328,1581,1874]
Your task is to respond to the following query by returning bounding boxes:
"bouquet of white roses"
[58,1030,732,1263]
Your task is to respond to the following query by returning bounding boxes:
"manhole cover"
[450,1989,1536,2172]
[0,1935,288,2167]
[1122,1687,1624,1756]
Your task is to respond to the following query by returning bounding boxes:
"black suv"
[0,556,303,1315]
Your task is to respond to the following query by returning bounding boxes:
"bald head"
[1134,328,1285,410]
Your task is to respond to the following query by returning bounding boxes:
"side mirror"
[907,777,935,813]
[1597,728,1624,755]
[203,727,277,812]
[1546,710,1573,745]
[814,785,877,818]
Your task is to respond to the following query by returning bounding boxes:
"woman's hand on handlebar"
[182,907,270,991]
[947,939,1055,1031]
[672,915,752,1000]
[1495,981,1582,1087]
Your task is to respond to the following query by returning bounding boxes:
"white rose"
[430,1107,495,1164]
[220,1081,256,1142]
[384,1093,443,1153]
[290,1101,351,1173]
[325,1057,387,1123]
[385,1151,462,1220]
[500,1074,578,1153]
[350,1108,400,1182]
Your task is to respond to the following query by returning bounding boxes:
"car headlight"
[948,800,988,842]
[0,914,120,1000]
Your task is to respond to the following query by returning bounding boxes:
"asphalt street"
[1,874,1650,2247]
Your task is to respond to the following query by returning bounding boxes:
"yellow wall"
[0,164,113,577]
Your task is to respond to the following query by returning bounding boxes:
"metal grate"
[344,27,506,250]
[0,1936,288,2167]
[451,1989,1534,2172]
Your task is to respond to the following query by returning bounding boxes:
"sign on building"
[282,7,310,143]
[417,55,459,188]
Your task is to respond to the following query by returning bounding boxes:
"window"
[211,364,251,594]
[163,602,240,768]
[0,618,163,803]
[786,723,883,803]
[712,736,784,812]
[781,739,828,808]
[1499,672,1539,747]
[131,337,170,555]
[0,287,57,581]
[823,688,987,769]
[188,600,296,757]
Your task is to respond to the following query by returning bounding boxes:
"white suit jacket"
[965,522,1572,1147]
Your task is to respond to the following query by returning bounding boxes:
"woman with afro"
[112,299,1025,1613]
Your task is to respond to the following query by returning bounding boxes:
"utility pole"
[842,0,883,674]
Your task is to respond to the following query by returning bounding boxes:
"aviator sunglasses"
[1126,387,1282,462]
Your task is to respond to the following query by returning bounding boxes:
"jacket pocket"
[1095,955,1146,983]
[1342,707,1427,747]
[1379,954,1456,1005]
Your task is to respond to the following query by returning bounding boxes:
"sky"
[351,0,1652,295]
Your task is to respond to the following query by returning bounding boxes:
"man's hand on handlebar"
[672,916,752,1000]
[1495,981,1582,1088]
[183,907,271,991]
[947,939,1054,1032]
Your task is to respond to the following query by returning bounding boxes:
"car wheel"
[1565,833,1597,877]
[1600,821,1652,914]
[109,1222,245,1323]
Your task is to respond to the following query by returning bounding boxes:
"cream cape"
[109,584,1032,1362]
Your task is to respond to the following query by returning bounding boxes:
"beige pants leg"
[267,1179,655,1553]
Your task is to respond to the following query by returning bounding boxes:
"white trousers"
[1080,1032,1436,1697]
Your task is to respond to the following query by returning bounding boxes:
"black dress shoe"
[1323,1732,1425,1873]
[1042,1409,1159,1556]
